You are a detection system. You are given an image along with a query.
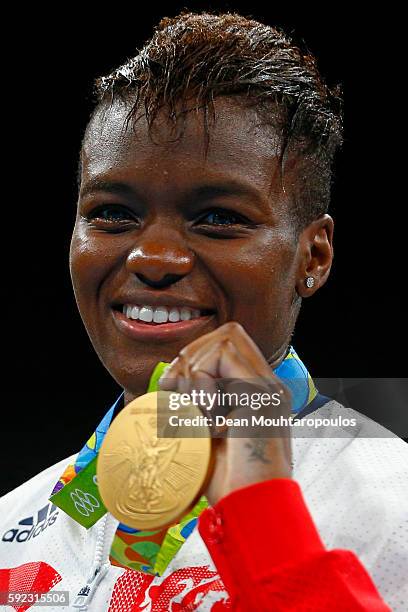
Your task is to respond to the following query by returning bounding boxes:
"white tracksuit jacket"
[1,401,408,611]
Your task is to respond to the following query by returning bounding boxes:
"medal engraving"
[97,391,212,529]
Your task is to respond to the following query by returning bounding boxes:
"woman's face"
[70,98,310,396]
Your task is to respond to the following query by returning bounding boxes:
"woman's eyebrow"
[79,178,267,209]
[188,182,262,202]
[79,180,136,199]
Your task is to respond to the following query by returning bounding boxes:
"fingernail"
[161,364,171,376]
[158,365,175,388]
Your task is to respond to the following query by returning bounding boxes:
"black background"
[3,3,405,496]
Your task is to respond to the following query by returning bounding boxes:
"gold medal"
[97,391,213,530]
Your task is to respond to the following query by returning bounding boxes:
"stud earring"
[305,276,315,288]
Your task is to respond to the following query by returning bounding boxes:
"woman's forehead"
[81,97,285,199]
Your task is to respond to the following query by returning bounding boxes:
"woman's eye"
[198,209,245,226]
[87,206,136,226]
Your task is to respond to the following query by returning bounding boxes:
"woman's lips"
[111,308,216,342]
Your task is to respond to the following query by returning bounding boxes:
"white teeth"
[139,306,154,322]
[122,304,204,324]
[168,307,180,322]
[131,306,140,320]
[153,306,169,323]
[180,307,192,321]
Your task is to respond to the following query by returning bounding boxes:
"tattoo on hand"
[245,440,272,464]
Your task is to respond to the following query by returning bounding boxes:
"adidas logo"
[2,503,59,543]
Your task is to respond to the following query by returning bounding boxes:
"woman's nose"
[125,240,195,288]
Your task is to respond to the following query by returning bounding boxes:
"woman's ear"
[295,214,334,298]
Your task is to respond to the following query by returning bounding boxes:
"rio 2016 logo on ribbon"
[50,457,107,528]
[70,488,100,517]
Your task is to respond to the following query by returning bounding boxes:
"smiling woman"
[72,96,320,398]
[1,9,407,612]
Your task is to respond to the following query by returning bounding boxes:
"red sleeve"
[198,479,390,611]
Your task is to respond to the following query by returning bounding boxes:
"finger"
[159,341,199,389]
[190,368,220,408]
[190,340,227,378]
[179,321,276,378]
[187,339,289,408]
[158,356,181,390]
[177,372,192,394]
[190,370,223,436]
[192,341,264,415]
[160,341,222,393]
[217,339,267,380]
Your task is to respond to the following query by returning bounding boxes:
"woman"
[1,11,407,611]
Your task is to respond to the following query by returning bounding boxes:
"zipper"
[71,515,110,610]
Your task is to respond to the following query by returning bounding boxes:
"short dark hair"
[87,11,343,233]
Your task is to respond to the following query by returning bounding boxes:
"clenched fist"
[159,321,293,506]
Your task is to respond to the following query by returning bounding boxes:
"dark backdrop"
[3,3,405,496]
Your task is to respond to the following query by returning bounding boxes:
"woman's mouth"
[122,304,204,324]
[111,303,216,341]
